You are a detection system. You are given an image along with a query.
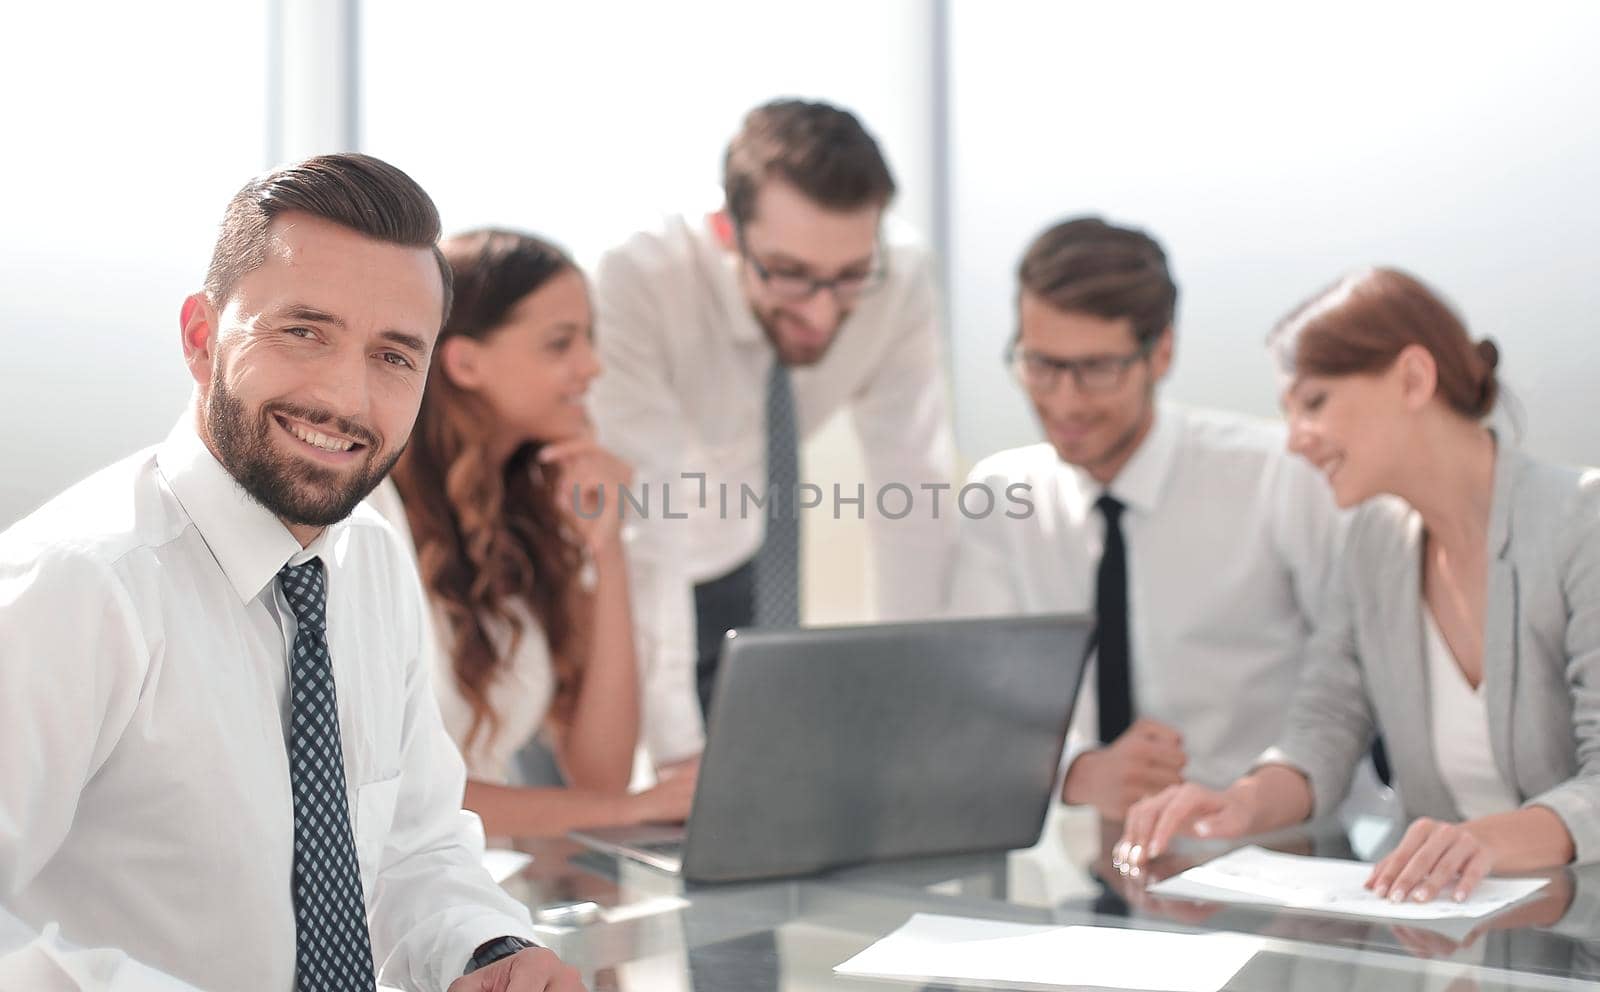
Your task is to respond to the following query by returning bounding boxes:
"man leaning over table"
[589,98,958,718]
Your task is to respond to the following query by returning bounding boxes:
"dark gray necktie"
[754,360,801,627]
[1094,494,1134,744]
[278,558,376,992]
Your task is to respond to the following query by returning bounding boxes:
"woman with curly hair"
[372,228,697,837]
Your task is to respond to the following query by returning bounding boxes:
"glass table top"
[496,805,1600,991]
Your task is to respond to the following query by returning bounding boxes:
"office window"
[360,0,934,265]
[946,1,1600,465]
[0,2,270,526]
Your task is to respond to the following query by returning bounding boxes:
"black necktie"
[278,558,377,992]
[754,360,801,627]
[1094,495,1134,744]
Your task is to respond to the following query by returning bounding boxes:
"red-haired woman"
[372,229,698,837]
[1117,268,1599,901]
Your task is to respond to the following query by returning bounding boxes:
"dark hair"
[388,229,587,754]
[1017,217,1178,346]
[204,152,452,320]
[1269,267,1500,419]
[723,98,897,226]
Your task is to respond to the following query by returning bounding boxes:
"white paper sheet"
[482,848,534,883]
[835,913,1262,991]
[1148,846,1546,922]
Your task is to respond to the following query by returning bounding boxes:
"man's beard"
[753,302,850,367]
[1081,379,1158,475]
[206,378,401,528]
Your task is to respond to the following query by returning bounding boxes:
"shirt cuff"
[442,916,542,991]
[1525,785,1600,865]
[1056,739,1098,804]
[464,935,538,976]
[1251,746,1325,809]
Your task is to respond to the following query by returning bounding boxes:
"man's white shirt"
[950,404,1347,790]
[589,210,958,640]
[0,416,537,992]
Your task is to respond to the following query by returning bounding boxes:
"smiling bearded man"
[0,153,583,992]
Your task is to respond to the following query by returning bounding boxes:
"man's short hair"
[204,152,452,321]
[722,98,896,226]
[1018,217,1178,346]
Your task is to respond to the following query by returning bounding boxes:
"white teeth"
[283,419,355,452]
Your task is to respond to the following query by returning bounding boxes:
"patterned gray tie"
[278,558,376,992]
[753,359,801,627]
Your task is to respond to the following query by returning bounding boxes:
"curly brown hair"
[389,228,591,756]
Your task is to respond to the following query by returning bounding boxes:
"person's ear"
[1397,343,1437,411]
[708,209,737,251]
[438,335,484,390]
[1147,325,1176,382]
[180,292,218,388]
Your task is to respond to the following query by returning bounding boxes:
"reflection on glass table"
[492,806,1600,991]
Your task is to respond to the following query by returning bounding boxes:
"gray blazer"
[1269,440,1600,862]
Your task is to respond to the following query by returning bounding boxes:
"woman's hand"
[626,764,699,825]
[1365,818,1495,904]
[539,436,633,556]
[1388,866,1573,957]
[1115,782,1256,868]
[1091,844,1221,925]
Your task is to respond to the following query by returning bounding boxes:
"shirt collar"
[1061,403,1182,516]
[698,213,764,346]
[155,411,341,605]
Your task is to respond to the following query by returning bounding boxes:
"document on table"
[1149,846,1547,921]
[835,913,1262,992]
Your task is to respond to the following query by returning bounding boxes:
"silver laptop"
[572,614,1092,883]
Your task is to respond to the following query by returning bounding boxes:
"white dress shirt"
[950,404,1347,789]
[1425,607,1520,820]
[367,478,704,777]
[588,211,958,633]
[0,416,538,992]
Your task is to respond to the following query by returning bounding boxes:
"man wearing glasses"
[950,217,1348,820]
[591,98,956,719]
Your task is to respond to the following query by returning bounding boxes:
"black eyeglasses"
[737,228,888,304]
[1005,338,1155,395]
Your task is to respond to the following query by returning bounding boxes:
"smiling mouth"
[778,311,833,341]
[1320,455,1344,480]
[273,413,366,455]
[1050,421,1098,442]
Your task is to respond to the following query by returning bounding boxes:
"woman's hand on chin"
[540,435,634,555]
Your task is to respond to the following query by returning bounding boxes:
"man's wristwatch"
[466,935,537,974]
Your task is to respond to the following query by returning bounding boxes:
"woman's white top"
[434,597,557,786]
[1425,605,1521,820]
[368,480,555,784]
